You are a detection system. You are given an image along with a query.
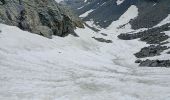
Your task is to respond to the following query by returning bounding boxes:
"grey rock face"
[0,0,84,38]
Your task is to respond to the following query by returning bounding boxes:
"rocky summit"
[0,0,84,38]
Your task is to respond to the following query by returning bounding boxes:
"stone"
[100,33,107,36]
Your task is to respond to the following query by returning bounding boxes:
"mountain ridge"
[64,0,170,29]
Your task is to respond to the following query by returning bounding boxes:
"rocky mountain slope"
[0,0,84,38]
[64,0,170,29]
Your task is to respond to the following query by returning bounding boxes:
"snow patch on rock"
[116,0,125,5]
[107,5,138,32]
[80,9,94,18]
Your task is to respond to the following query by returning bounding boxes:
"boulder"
[36,26,53,39]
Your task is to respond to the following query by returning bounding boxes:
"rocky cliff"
[0,0,84,38]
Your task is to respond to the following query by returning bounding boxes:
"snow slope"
[1,23,170,100]
[1,4,170,100]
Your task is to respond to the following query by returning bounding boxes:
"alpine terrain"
[0,0,170,100]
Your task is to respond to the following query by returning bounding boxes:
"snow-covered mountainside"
[63,0,170,67]
[0,0,170,100]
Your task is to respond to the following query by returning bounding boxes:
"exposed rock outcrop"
[92,37,112,43]
[134,45,169,58]
[0,0,84,38]
[118,23,170,44]
[118,23,170,67]
[137,59,170,67]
